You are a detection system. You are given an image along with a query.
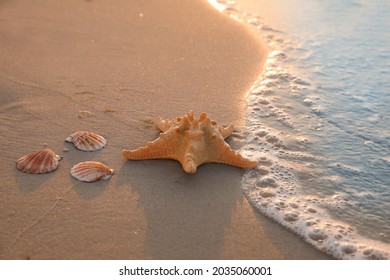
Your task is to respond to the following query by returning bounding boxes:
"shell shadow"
[116,158,244,259]
[69,173,110,200]
[15,167,58,193]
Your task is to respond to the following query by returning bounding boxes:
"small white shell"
[65,131,107,151]
[70,161,114,182]
[16,149,62,174]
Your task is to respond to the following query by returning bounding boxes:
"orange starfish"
[122,112,257,173]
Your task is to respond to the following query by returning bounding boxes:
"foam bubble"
[269,50,287,59]
[259,190,276,198]
[308,229,328,242]
[340,244,357,255]
[283,211,300,222]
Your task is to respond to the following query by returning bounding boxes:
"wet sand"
[0,0,330,259]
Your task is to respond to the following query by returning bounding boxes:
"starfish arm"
[208,139,257,169]
[122,135,177,160]
[218,125,234,139]
[155,118,172,132]
[179,156,198,174]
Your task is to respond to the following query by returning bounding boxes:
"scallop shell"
[65,131,107,151]
[70,161,114,182]
[16,149,62,174]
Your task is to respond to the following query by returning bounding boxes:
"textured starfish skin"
[122,112,257,173]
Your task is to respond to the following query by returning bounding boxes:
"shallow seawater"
[211,0,390,259]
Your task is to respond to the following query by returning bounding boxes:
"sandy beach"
[0,0,330,259]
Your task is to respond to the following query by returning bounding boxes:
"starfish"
[122,111,257,173]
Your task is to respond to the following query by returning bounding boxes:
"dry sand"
[0,0,330,259]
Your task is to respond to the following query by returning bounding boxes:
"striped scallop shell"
[70,161,114,182]
[65,131,107,151]
[16,149,62,174]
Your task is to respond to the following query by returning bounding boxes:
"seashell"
[65,131,107,151]
[70,161,114,182]
[16,149,62,174]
